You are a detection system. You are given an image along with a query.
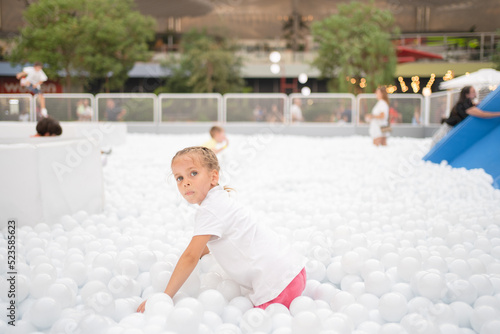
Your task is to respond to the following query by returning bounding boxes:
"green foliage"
[312,1,398,93]
[8,0,155,92]
[159,29,244,94]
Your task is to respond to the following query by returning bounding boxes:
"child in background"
[33,116,62,137]
[203,126,228,154]
[137,147,306,312]
[16,62,49,117]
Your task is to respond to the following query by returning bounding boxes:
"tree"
[157,29,244,94]
[282,11,309,52]
[312,1,398,93]
[8,0,155,92]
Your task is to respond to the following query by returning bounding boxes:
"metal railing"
[0,91,468,127]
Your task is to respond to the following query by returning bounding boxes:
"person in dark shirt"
[430,86,500,148]
[105,99,127,122]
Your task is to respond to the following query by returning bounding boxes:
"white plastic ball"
[198,289,227,315]
[413,271,446,301]
[397,257,421,282]
[240,308,272,333]
[29,273,55,299]
[341,303,369,327]
[26,297,61,329]
[229,296,254,313]
[326,261,346,285]
[341,251,363,275]
[113,298,139,322]
[217,279,241,301]
[330,291,356,313]
[221,305,242,325]
[46,283,76,308]
[480,320,500,334]
[289,296,316,316]
[446,279,477,304]
[378,292,408,323]
[291,311,321,334]
[379,323,409,334]
[272,312,292,330]
[202,310,223,330]
[313,283,338,303]
[322,312,354,334]
[470,305,500,333]
[364,271,392,297]
[357,293,379,310]
[166,307,201,334]
[306,260,326,282]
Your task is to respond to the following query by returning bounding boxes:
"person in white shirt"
[137,146,306,312]
[365,86,390,146]
[16,62,48,118]
[290,98,304,122]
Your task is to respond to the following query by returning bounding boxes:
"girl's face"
[172,155,219,205]
[466,87,477,100]
[375,88,383,100]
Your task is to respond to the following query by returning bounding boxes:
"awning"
[396,46,444,64]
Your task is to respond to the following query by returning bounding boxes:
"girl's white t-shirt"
[194,185,307,306]
[369,99,389,138]
[371,100,389,127]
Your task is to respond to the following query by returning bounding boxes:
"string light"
[360,78,366,88]
[425,73,435,90]
[398,76,408,93]
[386,85,398,94]
[411,76,420,93]
[443,70,454,81]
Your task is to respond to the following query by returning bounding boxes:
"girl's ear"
[211,169,219,186]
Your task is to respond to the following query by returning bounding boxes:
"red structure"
[396,46,443,64]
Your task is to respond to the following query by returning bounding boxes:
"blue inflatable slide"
[423,87,500,189]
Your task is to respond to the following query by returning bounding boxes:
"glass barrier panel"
[288,94,355,124]
[358,94,423,125]
[96,94,156,122]
[225,94,286,123]
[160,94,219,122]
[0,94,32,121]
[429,92,449,124]
[40,94,94,122]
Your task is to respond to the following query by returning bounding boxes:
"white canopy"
[439,68,500,90]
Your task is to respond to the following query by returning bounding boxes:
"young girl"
[365,86,390,146]
[137,146,306,311]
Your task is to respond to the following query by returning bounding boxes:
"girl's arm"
[137,234,211,313]
[367,112,386,120]
[163,235,212,297]
[466,107,500,118]
[201,246,210,258]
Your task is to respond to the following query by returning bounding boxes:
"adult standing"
[16,62,48,118]
[290,98,304,122]
[430,86,500,148]
[366,86,390,146]
[105,99,127,122]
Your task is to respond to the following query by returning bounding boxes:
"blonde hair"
[209,126,224,139]
[171,146,233,192]
[377,86,390,106]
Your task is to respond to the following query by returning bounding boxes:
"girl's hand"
[137,299,147,313]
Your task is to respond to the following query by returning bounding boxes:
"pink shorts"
[255,268,307,310]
